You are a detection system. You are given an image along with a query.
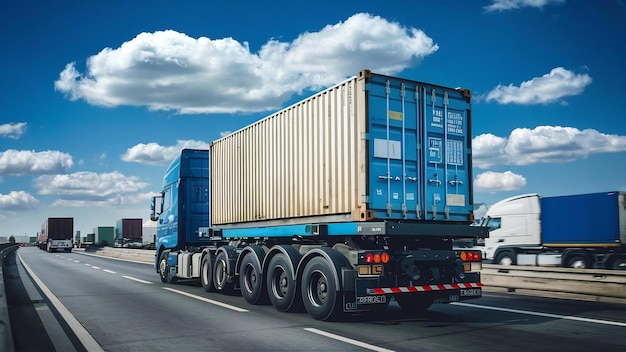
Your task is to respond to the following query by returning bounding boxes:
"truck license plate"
[358,296,387,304]
[460,288,481,297]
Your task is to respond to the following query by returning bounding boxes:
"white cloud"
[484,67,591,105]
[219,131,232,138]
[0,122,27,139]
[0,149,74,176]
[473,126,626,168]
[484,0,565,12]
[54,13,438,114]
[33,171,150,207]
[121,140,211,165]
[474,171,527,192]
[0,191,39,210]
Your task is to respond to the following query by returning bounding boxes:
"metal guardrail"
[481,264,626,303]
[0,243,19,352]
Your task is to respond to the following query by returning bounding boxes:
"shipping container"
[211,69,473,226]
[94,226,115,246]
[115,218,143,240]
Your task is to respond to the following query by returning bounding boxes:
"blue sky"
[1,0,625,238]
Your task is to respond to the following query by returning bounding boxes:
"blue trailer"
[151,70,487,320]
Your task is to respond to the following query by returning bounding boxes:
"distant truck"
[150,70,487,321]
[115,218,143,248]
[39,217,73,252]
[477,192,626,270]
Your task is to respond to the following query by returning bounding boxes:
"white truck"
[475,192,626,270]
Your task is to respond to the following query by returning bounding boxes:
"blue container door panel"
[423,87,471,221]
[367,78,420,220]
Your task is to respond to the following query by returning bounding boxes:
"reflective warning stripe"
[367,282,483,295]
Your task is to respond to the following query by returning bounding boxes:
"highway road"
[8,246,626,352]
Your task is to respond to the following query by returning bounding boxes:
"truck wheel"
[566,254,588,269]
[240,253,268,305]
[158,251,178,284]
[200,254,215,292]
[395,293,433,315]
[494,251,516,266]
[301,257,341,321]
[608,257,626,270]
[213,251,235,294]
[267,253,301,312]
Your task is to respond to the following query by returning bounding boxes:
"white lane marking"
[122,276,153,284]
[73,260,80,263]
[304,328,395,352]
[91,266,101,270]
[17,253,104,352]
[452,302,626,327]
[163,287,249,312]
[103,270,116,274]
[84,264,92,267]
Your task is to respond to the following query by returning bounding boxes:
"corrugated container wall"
[211,70,474,226]
[43,218,74,240]
[116,218,143,240]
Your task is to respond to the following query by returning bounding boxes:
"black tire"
[213,251,235,294]
[240,253,268,305]
[494,250,516,266]
[158,251,178,284]
[608,257,626,270]
[395,293,434,315]
[301,256,341,321]
[267,253,301,312]
[566,254,588,269]
[200,254,215,292]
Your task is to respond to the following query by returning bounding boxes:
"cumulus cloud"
[33,171,149,207]
[121,140,211,165]
[0,191,39,211]
[473,126,626,168]
[484,0,565,12]
[484,67,591,105]
[0,122,27,139]
[474,171,527,192]
[0,149,74,176]
[54,13,438,114]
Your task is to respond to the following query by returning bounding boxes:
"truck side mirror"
[150,194,164,221]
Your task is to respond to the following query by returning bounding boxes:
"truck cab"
[478,194,541,263]
[150,149,210,275]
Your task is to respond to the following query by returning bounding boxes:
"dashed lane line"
[163,287,249,312]
[122,276,152,284]
[452,302,626,327]
[304,328,395,352]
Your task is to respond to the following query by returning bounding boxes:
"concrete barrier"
[481,264,626,304]
[0,243,18,352]
[79,247,154,264]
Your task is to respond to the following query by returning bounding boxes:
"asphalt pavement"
[3,247,84,352]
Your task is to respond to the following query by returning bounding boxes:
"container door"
[367,76,421,220]
[422,86,472,221]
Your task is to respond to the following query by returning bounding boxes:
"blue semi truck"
[150,70,488,320]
